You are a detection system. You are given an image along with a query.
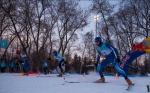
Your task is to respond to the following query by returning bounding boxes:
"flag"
[0,40,8,48]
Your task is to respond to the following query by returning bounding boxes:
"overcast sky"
[79,0,119,34]
[73,0,119,56]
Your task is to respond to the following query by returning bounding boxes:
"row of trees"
[0,0,150,74]
[81,0,150,74]
[0,0,90,72]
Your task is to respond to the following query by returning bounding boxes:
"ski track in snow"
[0,73,150,93]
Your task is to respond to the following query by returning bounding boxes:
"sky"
[78,0,119,36]
[0,73,150,93]
[72,0,119,55]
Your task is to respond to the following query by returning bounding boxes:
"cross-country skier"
[10,60,15,73]
[21,54,30,75]
[1,60,6,73]
[41,60,49,75]
[51,50,66,77]
[94,37,133,85]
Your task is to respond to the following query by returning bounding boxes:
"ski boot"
[125,78,134,90]
[57,74,62,77]
[22,72,28,76]
[125,78,132,85]
[95,76,105,83]
[60,68,65,76]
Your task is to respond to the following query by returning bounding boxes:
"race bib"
[98,43,112,55]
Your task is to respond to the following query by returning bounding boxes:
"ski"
[126,83,134,91]
[65,81,80,83]
[64,81,108,83]
[36,74,70,78]
[93,80,108,83]
[93,79,108,83]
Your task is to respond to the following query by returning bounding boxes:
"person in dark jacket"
[1,61,6,73]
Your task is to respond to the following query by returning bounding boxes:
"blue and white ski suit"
[54,53,65,64]
[22,60,30,73]
[42,61,48,74]
[96,42,127,78]
[42,61,48,67]
[54,53,65,72]
[1,61,6,68]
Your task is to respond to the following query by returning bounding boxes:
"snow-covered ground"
[0,72,150,93]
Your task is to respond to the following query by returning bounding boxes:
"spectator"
[1,61,6,73]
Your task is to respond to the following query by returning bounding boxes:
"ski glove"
[47,58,51,60]
[64,59,67,64]
[47,58,55,61]
[116,56,120,63]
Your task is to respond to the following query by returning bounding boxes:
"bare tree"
[92,0,114,43]
[0,0,33,55]
[129,0,150,38]
[82,32,95,63]
[55,0,90,55]
[0,3,9,39]
[111,6,141,55]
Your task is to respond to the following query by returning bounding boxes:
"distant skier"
[10,60,15,73]
[51,50,66,77]
[41,60,49,75]
[1,60,6,73]
[21,54,30,75]
[15,58,20,73]
[94,37,133,85]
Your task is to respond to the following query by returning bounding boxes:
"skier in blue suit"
[41,60,49,75]
[21,54,30,75]
[52,50,66,77]
[10,60,15,73]
[94,37,132,85]
[1,61,6,73]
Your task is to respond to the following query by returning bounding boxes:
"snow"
[0,72,150,93]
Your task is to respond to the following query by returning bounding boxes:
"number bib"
[97,43,112,55]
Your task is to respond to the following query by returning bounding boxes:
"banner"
[0,40,8,48]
